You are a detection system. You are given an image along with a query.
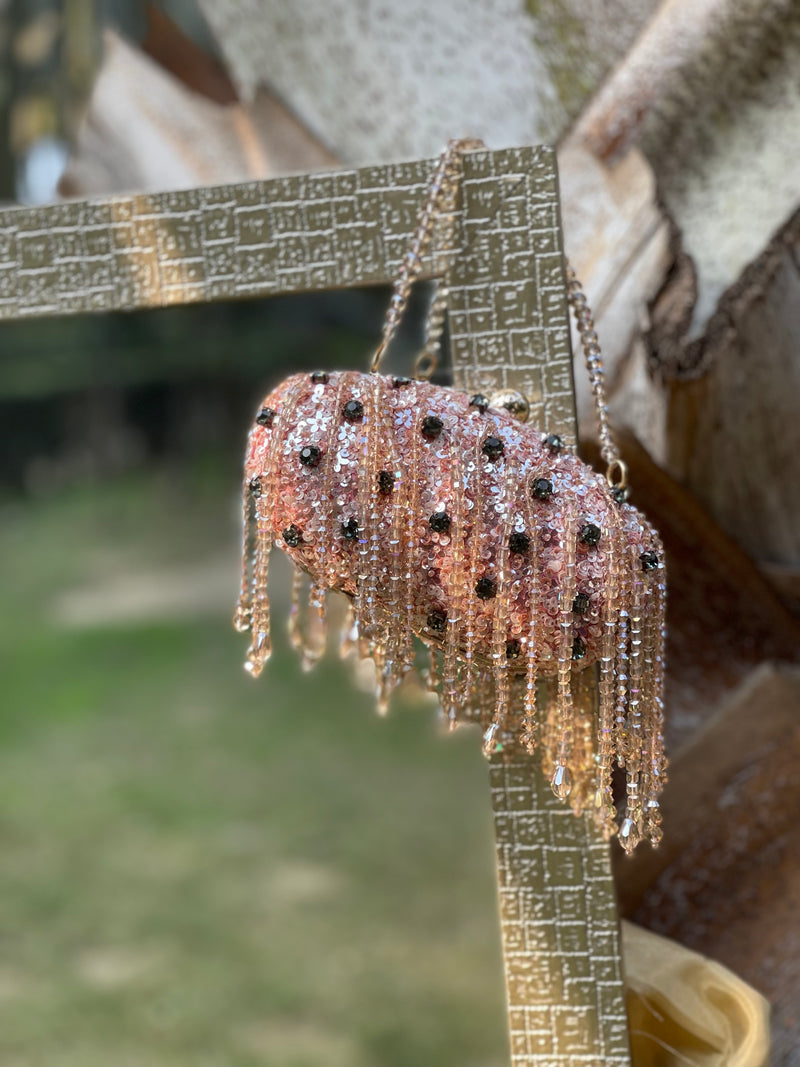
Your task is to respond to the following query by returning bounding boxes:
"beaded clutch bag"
[234,142,666,852]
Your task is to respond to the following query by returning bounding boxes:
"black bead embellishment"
[579,522,601,546]
[341,518,359,541]
[342,398,364,422]
[506,639,521,660]
[392,376,411,387]
[532,477,554,500]
[283,524,302,547]
[421,415,443,439]
[572,636,587,661]
[378,470,395,494]
[475,576,497,600]
[299,445,322,468]
[572,592,591,615]
[248,476,262,497]
[256,407,275,427]
[427,609,447,633]
[429,511,451,533]
[640,550,659,572]
[544,433,563,453]
[612,486,630,504]
[469,394,490,413]
[509,531,530,554]
[482,435,504,460]
[310,371,329,384]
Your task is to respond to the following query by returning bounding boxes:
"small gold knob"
[489,389,530,423]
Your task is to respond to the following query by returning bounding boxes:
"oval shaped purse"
[234,142,666,852]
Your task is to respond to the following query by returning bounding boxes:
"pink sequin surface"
[245,371,655,672]
[236,370,667,847]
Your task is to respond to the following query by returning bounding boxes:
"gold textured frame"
[0,146,630,1065]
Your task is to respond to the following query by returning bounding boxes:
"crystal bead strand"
[551,503,579,799]
[464,430,485,720]
[244,488,273,676]
[287,567,305,652]
[368,383,399,710]
[638,560,659,843]
[643,527,667,845]
[354,379,377,647]
[233,452,257,634]
[323,375,349,588]
[619,544,647,852]
[245,382,303,677]
[288,570,324,668]
[649,581,667,843]
[594,512,622,836]
[296,380,330,671]
[400,385,424,673]
[570,665,598,818]
[301,581,328,672]
[390,385,418,679]
[541,681,561,775]
[381,414,406,687]
[339,600,358,659]
[520,492,542,754]
[653,543,668,797]
[441,435,467,729]
[613,586,631,766]
[483,462,515,754]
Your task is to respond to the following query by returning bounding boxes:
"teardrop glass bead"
[482,722,500,756]
[551,764,572,799]
[619,816,640,854]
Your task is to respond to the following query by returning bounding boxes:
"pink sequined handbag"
[234,142,666,853]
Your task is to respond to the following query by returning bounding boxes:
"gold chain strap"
[369,140,627,491]
[369,138,480,377]
[564,266,628,494]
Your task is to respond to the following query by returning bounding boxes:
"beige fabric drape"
[623,922,770,1066]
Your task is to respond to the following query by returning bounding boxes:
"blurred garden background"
[0,4,509,1063]
[1,0,800,1063]
[1,290,512,1067]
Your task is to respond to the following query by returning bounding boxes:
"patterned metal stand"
[448,155,631,1064]
[0,144,631,1063]
[490,750,631,1065]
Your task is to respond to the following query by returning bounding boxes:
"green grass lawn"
[0,468,507,1066]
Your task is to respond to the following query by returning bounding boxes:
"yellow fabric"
[623,921,770,1067]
